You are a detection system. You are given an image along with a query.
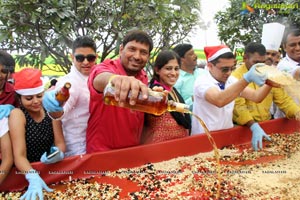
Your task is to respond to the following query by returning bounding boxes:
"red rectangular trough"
[0,118,299,192]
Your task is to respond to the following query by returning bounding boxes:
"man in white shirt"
[261,22,285,119]
[275,28,300,118]
[277,28,300,80]
[43,36,98,157]
[192,45,272,151]
[261,23,285,67]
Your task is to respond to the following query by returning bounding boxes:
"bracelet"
[47,111,64,121]
[108,74,118,84]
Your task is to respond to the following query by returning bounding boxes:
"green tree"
[215,0,300,49]
[0,0,201,75]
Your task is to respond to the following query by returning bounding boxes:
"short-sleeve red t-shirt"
[86,58,148,153]
[0,82,18,107]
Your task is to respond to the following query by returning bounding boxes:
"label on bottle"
[55,82,71,105]
[148,89,164,98]
[174,102,190,113]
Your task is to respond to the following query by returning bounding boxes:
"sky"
[187,0,230,49]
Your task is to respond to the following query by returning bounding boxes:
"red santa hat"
[13,68,44,95]
[204,45,232,62]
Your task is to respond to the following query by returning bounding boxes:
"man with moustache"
[277,28,300,80]
[173,44,205,110]
[86,30,153,153]
[261,23,285,67]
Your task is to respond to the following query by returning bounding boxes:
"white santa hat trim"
[15,85,45,95]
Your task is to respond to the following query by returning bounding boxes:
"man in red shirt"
[86,30,153,153]
[0,50,15,185]
[0,50,17,119]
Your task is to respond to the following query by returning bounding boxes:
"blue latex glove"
[250,122,271,151]
[40,146,64,164]
[42,90,63,112]
[0,104,14,119]
[243,63,267,86]
[20,169,53,200]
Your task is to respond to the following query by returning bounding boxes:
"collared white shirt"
[56,66,89,157]
[191,71,236,135]
[275,55,300,118]
[277,55,300,76]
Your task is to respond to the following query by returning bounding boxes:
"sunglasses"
[214,65,236,73]
[75,54,97,62]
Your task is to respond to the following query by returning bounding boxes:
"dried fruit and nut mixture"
[2,132,300,200]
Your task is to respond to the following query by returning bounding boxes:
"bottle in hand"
[55,82,71,105]
[48,82,71,119]
[103,82,189,116]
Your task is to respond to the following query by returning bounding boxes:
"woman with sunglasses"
[141,50,191,144]
[42,36,97,157]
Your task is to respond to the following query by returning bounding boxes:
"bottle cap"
[64,82,71,89]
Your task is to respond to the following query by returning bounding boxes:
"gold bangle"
[108,74,118,84]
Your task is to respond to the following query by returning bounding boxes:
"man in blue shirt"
[173,44,205,110]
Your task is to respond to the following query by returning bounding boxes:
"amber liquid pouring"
[104,91,221,198]
[189,111,221,199]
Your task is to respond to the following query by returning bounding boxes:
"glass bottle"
[48,82,71,119]
[55,82,71,105]
[103,82,190,116]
